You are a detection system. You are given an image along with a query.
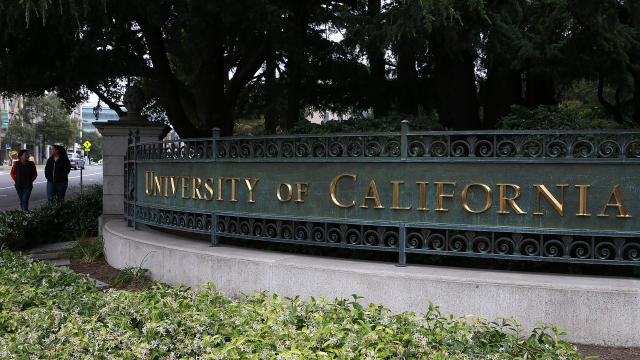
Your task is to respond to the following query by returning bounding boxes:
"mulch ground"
[68,259,151,291]
[575,344,640,359]
[65,259,639,359]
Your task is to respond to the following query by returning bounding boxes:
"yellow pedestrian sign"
[83,140,92,152]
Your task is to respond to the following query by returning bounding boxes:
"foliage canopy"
[1,0,638,136]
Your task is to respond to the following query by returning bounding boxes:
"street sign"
[83,140,92,152]
[5,144,10,150]
[1,110,8,129]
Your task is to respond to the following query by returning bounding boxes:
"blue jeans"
[47,181,68,202]
[15,186,33,211]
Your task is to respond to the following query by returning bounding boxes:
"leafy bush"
[498,105,621,130]
[0,185,103,250]
[0,249,581,359]
[290,111,443,134]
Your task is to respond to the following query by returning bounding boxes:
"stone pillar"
[95,122,164,220]
[94,86,166,232]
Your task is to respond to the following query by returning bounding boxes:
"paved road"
[0,165,103,211]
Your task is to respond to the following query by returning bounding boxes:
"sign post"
[81,141,92,194]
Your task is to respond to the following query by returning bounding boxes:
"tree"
[82,132,103,161]
[1,0,638,137]
[21,95,77,147]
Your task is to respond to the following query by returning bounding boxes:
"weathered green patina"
[125,124,640,266]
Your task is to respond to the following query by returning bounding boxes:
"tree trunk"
[434,51,481,130]
[367,0,389,118]
[264,44,278,134]
[483,65,522,128]
[396,36,418,116]
[597,73,624,125]
[284,4,309,130]
[524,71,556,108]
[630,63,640,126]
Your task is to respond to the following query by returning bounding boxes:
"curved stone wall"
[103,218,640,346]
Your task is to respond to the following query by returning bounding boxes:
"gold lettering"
[533,184,568,216]
[295,182,308,203]
[277,183,293,202]
[496,184,527,215]
[204,178,215,201]
[217,178,223,201]
[244,178,259,203]
[163,176,169,197]
[153,176,162,196]
[169,176,179,197]
[226,178,240,202]
[391,181,411,210]
[360,180,384,209]
[435,182,456,212]
[416,182,429,211]
[575,185,591,217]
[145,171,154,196]
[461,183,492,214]
[192,177,203,200]
[598,185,632,218]
[329,173,357,208]
[181,176,190,199]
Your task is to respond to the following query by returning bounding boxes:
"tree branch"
[87,85,125,117]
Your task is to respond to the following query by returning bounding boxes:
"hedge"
[0,185,102,250]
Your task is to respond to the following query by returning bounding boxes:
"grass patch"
[66,236,104,263]
[111,266,152,289]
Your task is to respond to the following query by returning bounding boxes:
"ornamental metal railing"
[125,122,640,268]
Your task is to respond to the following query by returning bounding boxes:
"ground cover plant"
[0,250,582,359]
[0,185,102,250]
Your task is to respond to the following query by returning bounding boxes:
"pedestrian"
[10,149,37,211]
[44,145,71,202]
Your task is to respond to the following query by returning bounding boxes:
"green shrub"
[0,185,103,250]
[498,105,621,130]
[290,111,443,134]
[0,249,581,359]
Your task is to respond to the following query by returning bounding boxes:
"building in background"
[0,96,23,164]
[81,106,119,133]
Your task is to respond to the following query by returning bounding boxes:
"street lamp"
[93,100,102,121]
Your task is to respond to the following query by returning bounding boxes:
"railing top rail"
[407,129,640,136]
[131,129,640,147]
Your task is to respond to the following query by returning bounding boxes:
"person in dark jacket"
[44,145,71,202]
[10,149,38,210]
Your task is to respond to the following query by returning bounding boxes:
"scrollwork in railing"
[214,216,399,250]
[403,228,639,264]
[136,139,213,161]
[215,134,402,159]
[406,132,640,160]
[123,205,640,266]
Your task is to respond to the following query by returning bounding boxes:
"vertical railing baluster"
[133,129,140,230]
[401,120,408,160]
[126,130,132,227]
[212,128,220,160]
[211,213,219,247]
[397,224,407,267]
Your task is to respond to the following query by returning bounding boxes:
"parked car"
[68,153,85,170]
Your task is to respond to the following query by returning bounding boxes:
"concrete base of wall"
[103,219,640,347]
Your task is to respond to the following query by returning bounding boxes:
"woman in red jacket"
[10,149,37,210]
